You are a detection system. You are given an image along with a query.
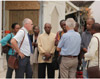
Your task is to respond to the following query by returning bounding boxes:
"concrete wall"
[89,1,100,23]
[0,1,66,71]
[43,1,65,33]
[0,1,5,72]
[4,1,66,34]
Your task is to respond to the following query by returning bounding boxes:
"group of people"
[0,17,100,78]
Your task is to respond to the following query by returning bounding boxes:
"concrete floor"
[0,68,59,78]
[0,55,59,78]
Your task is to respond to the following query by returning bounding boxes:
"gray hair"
[22,18,32,26]
[66,18,76,28]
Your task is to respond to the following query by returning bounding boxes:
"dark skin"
[91,29,96,35]
[32,26,40,47]
[82,19,95,53]
[60,21,67,33]
[7,24,20,49]
[55,21,67,46]
[44,23,52,35]
[86,19,94,31]
[74,23,79,32]
[44,23,52,59]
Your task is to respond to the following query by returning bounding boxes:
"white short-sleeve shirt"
[13,27,31,56]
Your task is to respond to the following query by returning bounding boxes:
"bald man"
[11,18,33,78]
[81,18,95,78]
[37,23,56,78]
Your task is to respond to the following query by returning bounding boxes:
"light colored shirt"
[0,33,15,55]
[30,34,39,64]
[13,27,31,56]
[37,32,56,63]
[85,33,100,67]
[58,30,81,56]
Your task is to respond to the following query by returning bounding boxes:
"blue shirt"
[58,30,81,56]
[81,30,92,50]
[0,33,15,55]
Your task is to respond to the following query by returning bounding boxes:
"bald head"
[23,18,33,31]
[44,23,52,34]
[23,18,32,26]
[44,23,51,28]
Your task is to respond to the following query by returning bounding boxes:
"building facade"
[0,1,65,72]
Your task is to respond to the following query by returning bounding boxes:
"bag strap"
[19,29,25,49]
[87,36,99,68]
[94,36,99,67]
[12,29,25,54]
[8,33,12,44]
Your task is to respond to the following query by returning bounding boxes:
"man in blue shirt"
[57,18,81,78]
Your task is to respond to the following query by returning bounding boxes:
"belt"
[61,55,77,58]
[25,56,30,58]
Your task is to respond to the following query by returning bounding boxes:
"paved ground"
[0,56,59,78]
[0,68,59,78]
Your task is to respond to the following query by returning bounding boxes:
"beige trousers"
[31,63,38,78]
[60,57,78,78]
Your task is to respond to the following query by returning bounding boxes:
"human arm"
[0,34,11,46]
[57,35,65,52]
[37,35,46,54]
[11,30,25,59]
[81,33,87,53]
[55,32,60,46]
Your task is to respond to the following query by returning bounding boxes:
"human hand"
[10,45,14,49]
[45,53,51,58]
[18,52,25,59]
[83,48,87,53]
[34,43,38,47]
[32,42,35,46]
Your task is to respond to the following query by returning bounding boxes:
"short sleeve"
[13,30,24,43]
[0,34,11,46]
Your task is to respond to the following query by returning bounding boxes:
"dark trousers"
[15,56,32,78]
[6,54,14,78]
[38,63,55,78]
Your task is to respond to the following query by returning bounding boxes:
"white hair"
[22,18,32,26]
[66,18,76,28]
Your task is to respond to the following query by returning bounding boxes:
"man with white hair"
[11,18,33,78]
[57,18,81,78]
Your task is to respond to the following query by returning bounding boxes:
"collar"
[67,29,75,33]
[93,33,100,36]
[22,27,28,33]
[44,32,51,36]
[85,30,91,34]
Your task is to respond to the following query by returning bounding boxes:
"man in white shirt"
[85,23,100,78]
[11,18,34,78]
